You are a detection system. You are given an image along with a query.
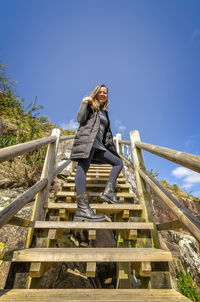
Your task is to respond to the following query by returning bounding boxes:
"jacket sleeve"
[77,102,90,124]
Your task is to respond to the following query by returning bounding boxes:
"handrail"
[0,136,56,163]
[1,126,199,245]
[157,215,200,231]
[0,130,74,230]
[120,150,200,243]
[119,139,131,146]
[135,141,200,174]
[0,178,48,228]
[60,135,75,142]
[53,159,71,178]
[139,168,200,243]
[119,154,134,169]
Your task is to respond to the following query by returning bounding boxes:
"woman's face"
[97,86,108,104]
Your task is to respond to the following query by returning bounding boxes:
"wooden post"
[116,133,124,156]
[129,130,153,289]
[130,130,160,246]
[70,161,76,174]
[115,134,131,288]
[130,130,172,289]
[25,128,60,289]
[130,130,150,223]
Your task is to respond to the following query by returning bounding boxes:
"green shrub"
[148,168,160,179]
[0,135,17,148]
[172,184,180,193]
[177,270,200,301]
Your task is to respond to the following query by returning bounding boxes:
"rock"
[123,163,139,203]
[56,138,74,176]
[172,231,200,287]
[0,117,17,136]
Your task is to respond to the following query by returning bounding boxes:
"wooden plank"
[59,209,67,219]
[0,289,191,301]
[29,262,51,278]
[122,210,130,219]
[156,215,200,231]
[62,183,130,189]
[56,192,135,198]
[6,248,173,262]
[139,262,151,277]
[66,176,127,183]
[157,220,185,231]
[32,221,154,230]
[88,164,112,168]
[7,216,30,227]
[86,168,112,172]
[47,229,63,240]
[118,262,130,288]
[88,230,96,240]
[124,230,137,240]
[45,203,143,212]
[71,172,124,178]
[86,262,96,278]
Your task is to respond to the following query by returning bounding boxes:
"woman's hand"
[82,97,93,104]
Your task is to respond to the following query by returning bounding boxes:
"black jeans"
[75,147,123,195]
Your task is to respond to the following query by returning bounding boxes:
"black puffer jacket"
[70,102,120,164]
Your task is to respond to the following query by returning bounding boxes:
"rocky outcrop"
[160,231,200,289]
[0,117,17,136]
[124,164,200,291]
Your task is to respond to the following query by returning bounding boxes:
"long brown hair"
[89,84,109,111]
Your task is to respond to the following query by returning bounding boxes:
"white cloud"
[59,119,79,130]
[114,120,127,133]
[172,167,200,190]
[192,191,200,198]
[172,167,191,178]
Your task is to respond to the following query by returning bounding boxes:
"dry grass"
[0,152,43,188]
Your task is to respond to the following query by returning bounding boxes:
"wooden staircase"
[1,163,190,301]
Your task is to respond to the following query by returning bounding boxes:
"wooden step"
[4,248,173,263]
[83,168,113,172]
[90,164,112,167]
[71,172,124,178]
[31,221,153,230]
[45,203,143,213]
[66,176,127,183]
[0,289,190,301]
[62,183,130,189]
[56,192,135,198]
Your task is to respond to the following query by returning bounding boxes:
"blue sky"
[1,0,200,197]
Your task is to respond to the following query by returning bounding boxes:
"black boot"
[73,192,106,222]
[101,182,123,204]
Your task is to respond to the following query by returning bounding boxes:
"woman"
[70,84,124,222]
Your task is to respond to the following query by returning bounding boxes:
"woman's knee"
[114,158,123,170]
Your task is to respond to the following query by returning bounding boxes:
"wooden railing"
[117,130,200,244]
[0,129,75,231]
[0,128,199,246]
